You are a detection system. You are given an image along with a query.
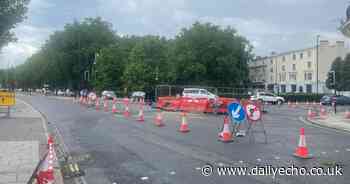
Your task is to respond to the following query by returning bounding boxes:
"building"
[249,40,348,94]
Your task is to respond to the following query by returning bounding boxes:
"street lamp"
[316,35,320,94]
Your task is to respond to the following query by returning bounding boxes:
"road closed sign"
[0,91,15,106]
[244,103,261,121]
[227,102,246,123]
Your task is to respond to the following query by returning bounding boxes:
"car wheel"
[277,100,283,105]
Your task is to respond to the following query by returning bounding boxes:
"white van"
[182,88,218,101]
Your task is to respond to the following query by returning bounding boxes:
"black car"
[320,95,350,105]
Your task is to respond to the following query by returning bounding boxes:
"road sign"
[0,91,15,106]
[227,102,246,123]
[245,103,262,121]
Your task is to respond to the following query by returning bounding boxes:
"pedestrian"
[332,96,337,114]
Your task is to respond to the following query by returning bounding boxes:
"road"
[19,94,350,184]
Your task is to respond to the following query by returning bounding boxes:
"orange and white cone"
[36,136,55,184]
[154,109,164,127]
[112,99,118,114]
[104,99,108,112]
[95,97,100,111]
[124,105,130,118]
[307,108,315,120]
[293,128,312,159]
[218,115,233,142]
[137,105,145,122]
[345,109,350,119]
[179,112,190,133]
[320,106,327,119]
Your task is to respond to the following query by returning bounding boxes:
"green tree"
[0,0,30,49]
[172,22,252,86]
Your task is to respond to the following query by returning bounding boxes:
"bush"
[279,93,325,102]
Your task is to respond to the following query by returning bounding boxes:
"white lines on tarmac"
[335,150,339,153]
[256,158,262,162]
[169,171,176,175]
[346,148,350,152]
[274,156,280,160]
[140,176,149,181]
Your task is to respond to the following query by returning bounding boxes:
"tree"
[172,22,253,87]
[0,0,30,49]
[326,54,350,92]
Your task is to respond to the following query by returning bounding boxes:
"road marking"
[217,162,224,166]
[195,167,201,170]
[321,152,327,155]
[257,158,262,162]
[169,171,176,175]
[239,160,243,164]
[346,148,350,152]
[141,176,149,180]
[274,156,280,160]
[335,150,339,153]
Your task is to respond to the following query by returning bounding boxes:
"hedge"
[279,93,325,102]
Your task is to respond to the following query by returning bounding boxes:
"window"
[267,84,274,91]
[200,90,208,95]
[307,61,312,69]
[292,54,296,60]
[304,72,312,81]
[299,86,303,93]
[270,76,273,82]
[281,73,286,82]
[282,56,286,61]
[282,65,285,71]
[300,53,303,59]
[270,68,273,73]
[306,84,312,93]
[281,85,286,93]
[292,64,296,71]
[307,51,312,57]
[289,73,297,81]
[291,84,297,92]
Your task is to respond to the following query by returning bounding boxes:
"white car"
[182,88,218,102]
[57,90,65,96]
[250,92,285,104]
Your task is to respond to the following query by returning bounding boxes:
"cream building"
[249,40,348,94]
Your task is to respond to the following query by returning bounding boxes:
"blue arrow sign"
[227,102,246,123]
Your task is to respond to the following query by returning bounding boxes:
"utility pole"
[316,35,320,94]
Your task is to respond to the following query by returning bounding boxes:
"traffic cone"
[179,112,190,133]
[218,115,234,142]
[293,128,312,159]
[124,105,130,118]
[307,108,315,120]
[112,99,118,114]
[104,99,108,112]
[345,109,350,119]
[320,106,327,119]
[95,97,100,111]
[137,105,145,122]
[154,109,164,127]
[37,136,55,184]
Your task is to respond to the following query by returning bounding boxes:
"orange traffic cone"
[95,97,100,111]
[112,99,118,114]
[293,128,312,159]
[307,108,315,120]
[218,115,233,142]
[320,106,327,119]
[124,105,130,118]
[103,99,108,112]
[179,112,190,133]
[37,135,55,184]
[345,109,350,119]
[154,109,164,127]
[137,105,145,122]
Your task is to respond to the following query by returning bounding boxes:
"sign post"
[227,102,246,136]
[0,91,15,117]
[242,100,267,144]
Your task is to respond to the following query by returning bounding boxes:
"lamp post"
[316,35,320,94]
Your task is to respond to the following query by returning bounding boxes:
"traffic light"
[328,71,335,86]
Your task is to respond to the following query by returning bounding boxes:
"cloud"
[0,24,53,68]
[28,0,55,14]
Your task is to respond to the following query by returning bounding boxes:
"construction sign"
[0,91,15,106]
[244,102,262,121]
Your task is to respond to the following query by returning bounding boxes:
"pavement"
[0,98,63,184]
[306,110,350,132]
[16,95,350,184]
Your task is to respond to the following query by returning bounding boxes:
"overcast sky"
[0,0,349,68]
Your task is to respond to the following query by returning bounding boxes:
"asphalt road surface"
[19,95,350,184]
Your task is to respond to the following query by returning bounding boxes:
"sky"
[0,0,349,68]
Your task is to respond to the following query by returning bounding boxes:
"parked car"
[57,89,65,96]
[250,92,285,104]
[182,88,218,102]
[101,90,116,100]
[320,95,350,105]
[65,89,75,97]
